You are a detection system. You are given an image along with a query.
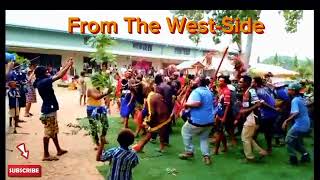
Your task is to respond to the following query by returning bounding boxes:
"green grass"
[78,117,314,180]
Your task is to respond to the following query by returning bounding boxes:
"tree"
[305,57,314,79]
[87,34,117,90]
[11,53,30,69]
[263,55,313,80]
[172,10,303,67]
[293,55,299,69]
[87,34,117,65]
[273,53,280,66]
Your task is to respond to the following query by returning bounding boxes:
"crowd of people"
[6,62,38,133]
[99,64,314,178]
[6,57,314,180]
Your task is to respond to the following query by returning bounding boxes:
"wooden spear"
[212,46,229,81]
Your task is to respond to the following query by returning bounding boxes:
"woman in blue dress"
[120,71,136,128]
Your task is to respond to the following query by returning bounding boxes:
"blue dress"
[120,80,136,118]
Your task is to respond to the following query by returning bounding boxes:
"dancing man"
[34,58,73,161]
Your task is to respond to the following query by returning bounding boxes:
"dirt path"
[6,85,119,180]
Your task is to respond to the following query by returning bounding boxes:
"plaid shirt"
[101,147,139,180]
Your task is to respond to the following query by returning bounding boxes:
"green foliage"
[88,34,117,64]
[273,53,280,66]
[171,10,260,46]
[90,72,115,90]
[172,10,303,47]
[87,34,116,49]
[263,55,313,80]
[281,10,303,33]
[172,10,303,67]
[294,66,313,80]
[293,55,299,69]
[90,48,117,65]
[12,53,30,66]
[77,116,108,143]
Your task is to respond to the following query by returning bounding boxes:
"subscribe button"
[8,165,41,177]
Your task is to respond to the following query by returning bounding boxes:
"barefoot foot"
[57,149,68,156]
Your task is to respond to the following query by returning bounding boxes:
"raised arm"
[52,58,73,82]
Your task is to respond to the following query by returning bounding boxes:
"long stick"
[213,46,229,80]
[13,56,40,69]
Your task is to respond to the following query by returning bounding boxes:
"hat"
[288,83,302,91]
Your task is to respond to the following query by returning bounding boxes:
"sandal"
[42,156,59,161]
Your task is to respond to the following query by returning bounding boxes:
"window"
[175,47,190,55]
[133,42,152,51]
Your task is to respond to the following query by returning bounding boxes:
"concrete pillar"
[61,53,84,76]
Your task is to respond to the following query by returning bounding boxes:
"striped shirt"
[101,147,139,180]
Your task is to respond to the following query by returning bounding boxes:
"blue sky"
[6,10,314,63]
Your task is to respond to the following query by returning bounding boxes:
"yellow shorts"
[41,114,59,138]
[9,108,19,118]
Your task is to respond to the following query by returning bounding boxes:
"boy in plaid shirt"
[97,129,139,180]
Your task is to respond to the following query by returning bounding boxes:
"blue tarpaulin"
[6,52,16,63]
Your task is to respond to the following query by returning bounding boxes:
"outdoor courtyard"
[5,84,314,180]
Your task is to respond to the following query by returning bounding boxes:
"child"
[25,69,37,117]
[78,72,87,106]
[97,129,139,180]
[69,75,78,90]
[7,81,21,133]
